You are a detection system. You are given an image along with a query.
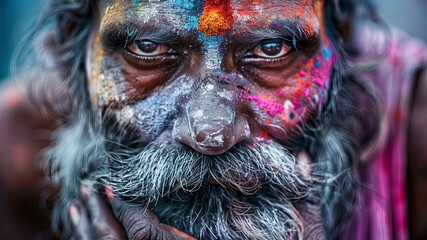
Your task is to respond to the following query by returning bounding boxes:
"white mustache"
[100,140,313,206]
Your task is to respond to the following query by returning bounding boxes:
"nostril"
[194,129,226,148]
[172,79,251,155]
[195,132,206,143]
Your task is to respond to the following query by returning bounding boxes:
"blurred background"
[0,0,426,239]
[1,0,427,81]
[0,0,42,81]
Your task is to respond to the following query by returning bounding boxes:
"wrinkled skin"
[87,0,332,154]
[0,1,427,239]
[71,0,332,239]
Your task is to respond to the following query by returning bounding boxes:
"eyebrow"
[100,20,200,50]
[100,14,319,56]
[233,18,319,44]
[231,18,320,56]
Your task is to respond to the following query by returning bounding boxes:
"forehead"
[99,0,318,35]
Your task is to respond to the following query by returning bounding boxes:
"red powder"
[259,130,271,140]
[198,0,233,36]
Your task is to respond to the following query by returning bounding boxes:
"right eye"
[126,40,170,56]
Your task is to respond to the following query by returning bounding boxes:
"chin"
[47,98,358,239]
[97,132,324,239]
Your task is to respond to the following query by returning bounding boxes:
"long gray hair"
[32,0,386,239]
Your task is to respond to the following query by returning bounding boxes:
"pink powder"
[246,95,284,116]
[315,78,324,88]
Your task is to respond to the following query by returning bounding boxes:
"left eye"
[252,39,291,58]
[126,40,170,56]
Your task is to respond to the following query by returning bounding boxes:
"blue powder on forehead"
[170,0,204,31]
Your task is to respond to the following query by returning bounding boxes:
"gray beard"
[94,141,324,240]
[47,112,355,240]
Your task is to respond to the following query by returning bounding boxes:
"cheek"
[243,43,333,135]
[286,45,333,116]
[86,34,125,105]
[115,76,193,141]
[86,37,191,141]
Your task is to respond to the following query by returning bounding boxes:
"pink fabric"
[342,29,427,239]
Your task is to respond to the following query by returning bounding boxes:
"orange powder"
[198,0,233,36]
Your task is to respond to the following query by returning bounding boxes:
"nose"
[172,78,250,155]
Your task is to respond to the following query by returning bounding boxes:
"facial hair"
[47,107,357,240]
[92,136,323,240]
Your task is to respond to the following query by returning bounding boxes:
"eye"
[252,39,291,58]
[126,40,170,56]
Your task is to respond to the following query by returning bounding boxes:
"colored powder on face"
[170,0,201,30]
[293,36,298,52]
[213,69,222,75]
[323,46,332,62]
[202,34,224,69]
[315,78,324,88]
[132,0,143,9]
[101,1,125,31]
[246,95,284,116]
[198,0,233,36]
[293,98,299,105]
[258,130,271,141]
[131,3,145,15]
[315,59,320,68]
[304,88,310,97]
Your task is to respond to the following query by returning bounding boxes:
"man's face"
[85,0,332,238]
[87,0,332,152]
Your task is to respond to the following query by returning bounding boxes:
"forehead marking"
[198,0,233,36]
